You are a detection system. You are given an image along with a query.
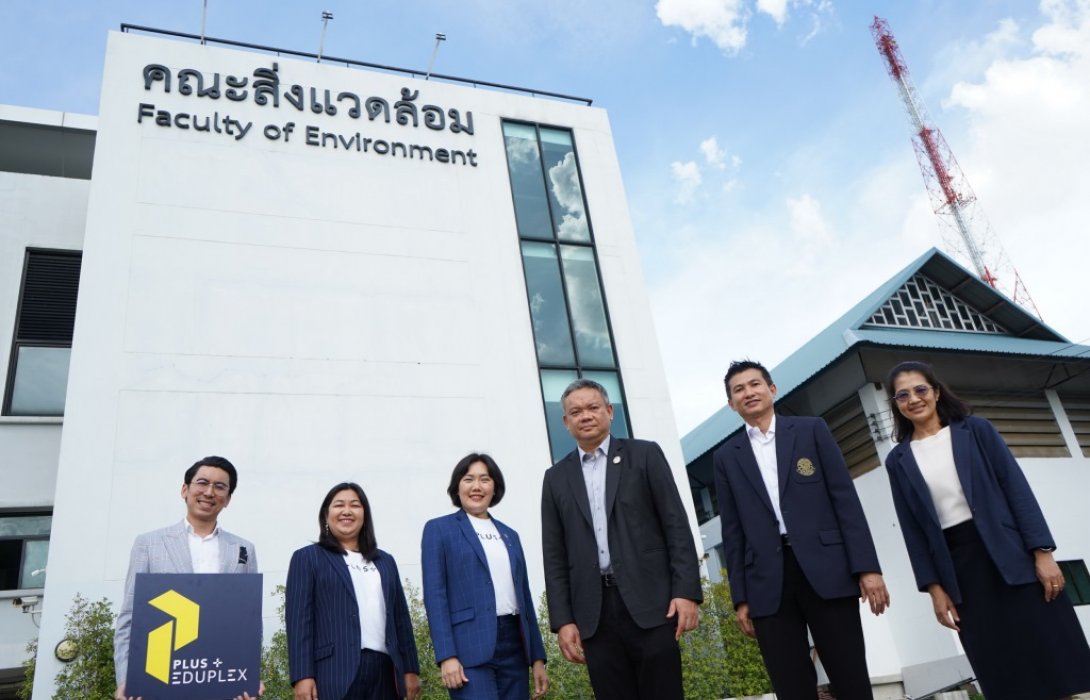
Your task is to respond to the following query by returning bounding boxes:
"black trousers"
[753,545,873,700]
[582,583,684,700]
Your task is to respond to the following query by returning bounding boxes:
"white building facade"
[0,29,699,698]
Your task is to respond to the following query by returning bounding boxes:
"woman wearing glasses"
[884,361,1090,700]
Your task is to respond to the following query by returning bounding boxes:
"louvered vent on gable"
[863,273,1006,334]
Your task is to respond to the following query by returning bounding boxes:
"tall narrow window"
[3,249,82,416]
[503,121,630,460]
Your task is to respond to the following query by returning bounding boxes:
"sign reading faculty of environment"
[127,574,262,700]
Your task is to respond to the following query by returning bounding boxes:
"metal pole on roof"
[425,33,446,80]
[200,0,208,44]
[317,11,334,63]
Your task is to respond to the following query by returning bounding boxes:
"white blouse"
[909,426,973,529]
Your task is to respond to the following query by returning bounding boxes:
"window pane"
[541,369,579,461]
[521,243,576,366]
[20,540,48,588]
[582,370,629,438]
[539,128,590,243]
[1060,560,1090,605]
[9,346,71,415]
[559,246,614,368]
[0,541,19,589]
[503,122,553,240]
[0,516,52,538]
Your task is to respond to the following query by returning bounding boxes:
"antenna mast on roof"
[425,33,446,80]
[870,16,1041,318]
[317,11,334,63]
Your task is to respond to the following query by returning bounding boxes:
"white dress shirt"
[184,518,221,573]
[578,435,612,573]
[745,415,787,535]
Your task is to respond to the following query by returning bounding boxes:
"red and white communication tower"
[871,16,1040,317]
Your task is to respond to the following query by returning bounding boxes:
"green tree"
[694,574,772,698]
[535,592,594,699]
[17,638,36,700]
[404,579,448,700]
[38,594,118,700]
[260,585,292,700]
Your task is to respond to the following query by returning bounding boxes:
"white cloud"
[757,0,789,26]
[940,0,1090,332]
[670,160,703,203]
[700,136,728,168]
[786,193,831,244]
[655,0,750,53]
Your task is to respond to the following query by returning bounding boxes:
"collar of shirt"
[577,435,611,463]
[183,517,221,542]
[745,414,777,444]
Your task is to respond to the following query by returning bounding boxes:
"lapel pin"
[612,456,621,464]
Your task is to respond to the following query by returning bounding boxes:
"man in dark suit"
[714,360,889,700]
[541,378,702,700]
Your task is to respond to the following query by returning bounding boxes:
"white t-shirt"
[910,426,973,529]
[468,516,519,616]
[344,551,387,653]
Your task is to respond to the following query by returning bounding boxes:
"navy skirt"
[945,520,1090,700]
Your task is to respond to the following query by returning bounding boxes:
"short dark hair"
[447,453,506,509]
[560,378,610,409]
[885,361,972,442]
[317,482,378,559]
[724,360,773,396]
[184,456,238,494]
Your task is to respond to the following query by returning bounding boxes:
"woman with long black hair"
[884,361,1090,700]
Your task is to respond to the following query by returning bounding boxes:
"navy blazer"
[885,415,1055,603]
[713,415,882,617]
[286,544,420,699]
[421,510,546,668]
[541,437,702,638]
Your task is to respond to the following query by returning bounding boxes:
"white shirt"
[184,518,221,573]
[344,551,387,653]
[578,435,612,572]
[469,516,519,616]
[745,415,787,535]
[910,426,973,529]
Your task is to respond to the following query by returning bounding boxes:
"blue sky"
[3,0,1088,432]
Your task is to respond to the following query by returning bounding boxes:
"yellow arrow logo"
[145,590,200,684]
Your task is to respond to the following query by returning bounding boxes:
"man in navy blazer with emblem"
[113,456,259,700]
[713,361,889,700]
[541,378,702,700]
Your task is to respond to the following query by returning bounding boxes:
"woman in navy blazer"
[287,483,421,700]
[422,453,548,699]
[884,361,1090,700]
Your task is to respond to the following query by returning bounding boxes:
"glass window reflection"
[539,128,591,243]
[582,370,629,439]
[559,246,614,368]
[9,346,71,416]
[521,243,576,366]
[21,540,48,588]
[541,369,579,460]
[503,122,553,240]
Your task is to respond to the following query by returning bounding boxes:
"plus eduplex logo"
[145,590,199,683]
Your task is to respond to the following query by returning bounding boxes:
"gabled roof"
[681,248,1081,463]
